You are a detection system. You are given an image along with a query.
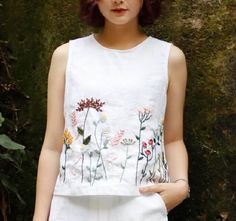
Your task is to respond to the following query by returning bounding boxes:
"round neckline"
[90,33,152,53]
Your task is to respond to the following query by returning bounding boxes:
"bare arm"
[164,44,188,185]
[33,43,69,221]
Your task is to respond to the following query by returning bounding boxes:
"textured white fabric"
[53,33,173,196]
[49,194,168,221]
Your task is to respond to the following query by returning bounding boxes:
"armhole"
[63,40,72,117]
[166,42,173,93]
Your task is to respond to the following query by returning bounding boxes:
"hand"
[139,181,189,212]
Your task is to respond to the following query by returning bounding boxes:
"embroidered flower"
[76,98,105,112]
[71,111,77,127]
[138,107,152,123]
[142,141,147,148]
[148,139,154,146]
[121,138,135,145]
[111,129,125,146]
[63,129,73,145]
[99,113,107,123]
[144,149,151,156]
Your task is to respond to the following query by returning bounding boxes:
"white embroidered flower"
[99,113,107,123]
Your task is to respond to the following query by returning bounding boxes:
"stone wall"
[1,0,235,220]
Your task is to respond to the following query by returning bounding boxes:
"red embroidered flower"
[142,141,147,148]
[148,139,153,145]
[76,98,105,112]
[144,150,151,156]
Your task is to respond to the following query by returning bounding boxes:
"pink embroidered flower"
[76,98,105,112]
[148,139,153,145]
[142,141,147,148]
[71,111,77,127]
[110,130,125,146]
[144,150,151,156]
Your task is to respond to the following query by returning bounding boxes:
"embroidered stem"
[81,153,84,183]
[120,145,129,182]
[92,152,101,185]
[93,122,107,184]
[140,155,149,184]
[63,146,69,182]
[135,122,143,185]
[89,152,92,186]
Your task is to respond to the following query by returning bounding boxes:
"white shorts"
[48,193,168,221]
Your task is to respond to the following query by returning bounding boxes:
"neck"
[95,19,147,49]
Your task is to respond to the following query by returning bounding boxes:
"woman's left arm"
[139,44,189,212]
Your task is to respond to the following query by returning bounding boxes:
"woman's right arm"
[33,43,69,221]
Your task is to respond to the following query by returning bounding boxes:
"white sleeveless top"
[53,33,172,196]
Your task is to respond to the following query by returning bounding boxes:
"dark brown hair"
[79,0,162,28]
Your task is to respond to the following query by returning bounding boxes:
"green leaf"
[127,156,132,159]
[77,127,84,136]
[0,134,25,150]
[141,126,146,131]
[135,135,140,140]
[83,135,91,145]
[138,156,144,161]
[0,112,4,127]
[0,173,25,205]
[121,164,125,169]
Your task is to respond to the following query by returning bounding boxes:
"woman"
[33,0,190,220]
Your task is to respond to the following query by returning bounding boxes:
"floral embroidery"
[139,138,155,183]
[90,119,110,185]
[120,138,135,182]
[60,98,169,185]
[75,98,106,183]
[110,129,125,146]
[61,129,73,182]
[135,108,152,185]
[71,111,77,128]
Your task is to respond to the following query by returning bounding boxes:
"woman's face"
[96,0,143,26]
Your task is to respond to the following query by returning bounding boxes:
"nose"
[113,0,124,4]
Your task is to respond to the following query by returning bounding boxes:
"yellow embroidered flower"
[63,129,73,145]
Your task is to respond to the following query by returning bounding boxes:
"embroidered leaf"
[127,156,132,159]
[138,156,144,161]
[97,164,102,168]
[104,140,109,146]
[141,169,144,174]
[95,175,103,180]
[92,168,96,172]
[77,127,84,136]
[94,150,100,155]
[86,166,90,171]
[62,166,65,170]
[121,164,125,169]
[135,135,140,140]
[89,152,93,157]
[153,138,156,143]
[141,126,146,131]
[83,135,91,145]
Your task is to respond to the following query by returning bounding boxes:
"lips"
[111,8,128,12]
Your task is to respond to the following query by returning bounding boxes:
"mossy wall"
[1,0,235,220]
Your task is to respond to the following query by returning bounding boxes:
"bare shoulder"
[48,43,69,79]
[52,42,69,64]
[169,44,186,66]
[168,44,187,82]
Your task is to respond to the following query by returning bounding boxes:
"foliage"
[0,39,30,221]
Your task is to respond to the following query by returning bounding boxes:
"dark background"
[0,0,235,220]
